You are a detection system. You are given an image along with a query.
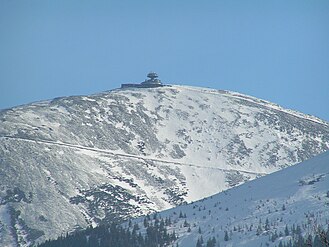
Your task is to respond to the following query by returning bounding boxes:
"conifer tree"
[285,225,289,236]
[224,230,229,241]
[265,218,270,231]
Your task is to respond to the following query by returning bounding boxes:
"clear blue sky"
[1,0,328,121]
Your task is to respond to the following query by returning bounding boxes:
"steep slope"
[0,85,328,246]
[130,150,329,247]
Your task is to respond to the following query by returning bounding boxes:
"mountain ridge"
[0,85,328,246]
[161,85,328,126]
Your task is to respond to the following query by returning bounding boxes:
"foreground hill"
[129,150,329,247]
[0,85,328,246]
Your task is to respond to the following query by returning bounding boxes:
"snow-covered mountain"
[0,85,328,246]
[129,150,329,247]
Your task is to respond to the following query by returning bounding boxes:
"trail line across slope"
[1,135,267,176]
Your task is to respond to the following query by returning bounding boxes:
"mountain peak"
[0,85,328,246]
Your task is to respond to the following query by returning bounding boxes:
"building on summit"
[121,72,165,88]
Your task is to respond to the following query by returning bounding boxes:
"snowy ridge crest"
[174,85,328,126]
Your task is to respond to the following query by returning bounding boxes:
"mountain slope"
[130,150,329,247]
[0,85,328,246]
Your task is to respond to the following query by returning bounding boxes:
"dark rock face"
[0,85,328,246]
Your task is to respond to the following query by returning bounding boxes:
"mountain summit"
[0,85,328,246]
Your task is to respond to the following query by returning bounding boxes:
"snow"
[175,85,328,127]
[0,84,328,246]
[130,151,329,247]
[0,205,16,247]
